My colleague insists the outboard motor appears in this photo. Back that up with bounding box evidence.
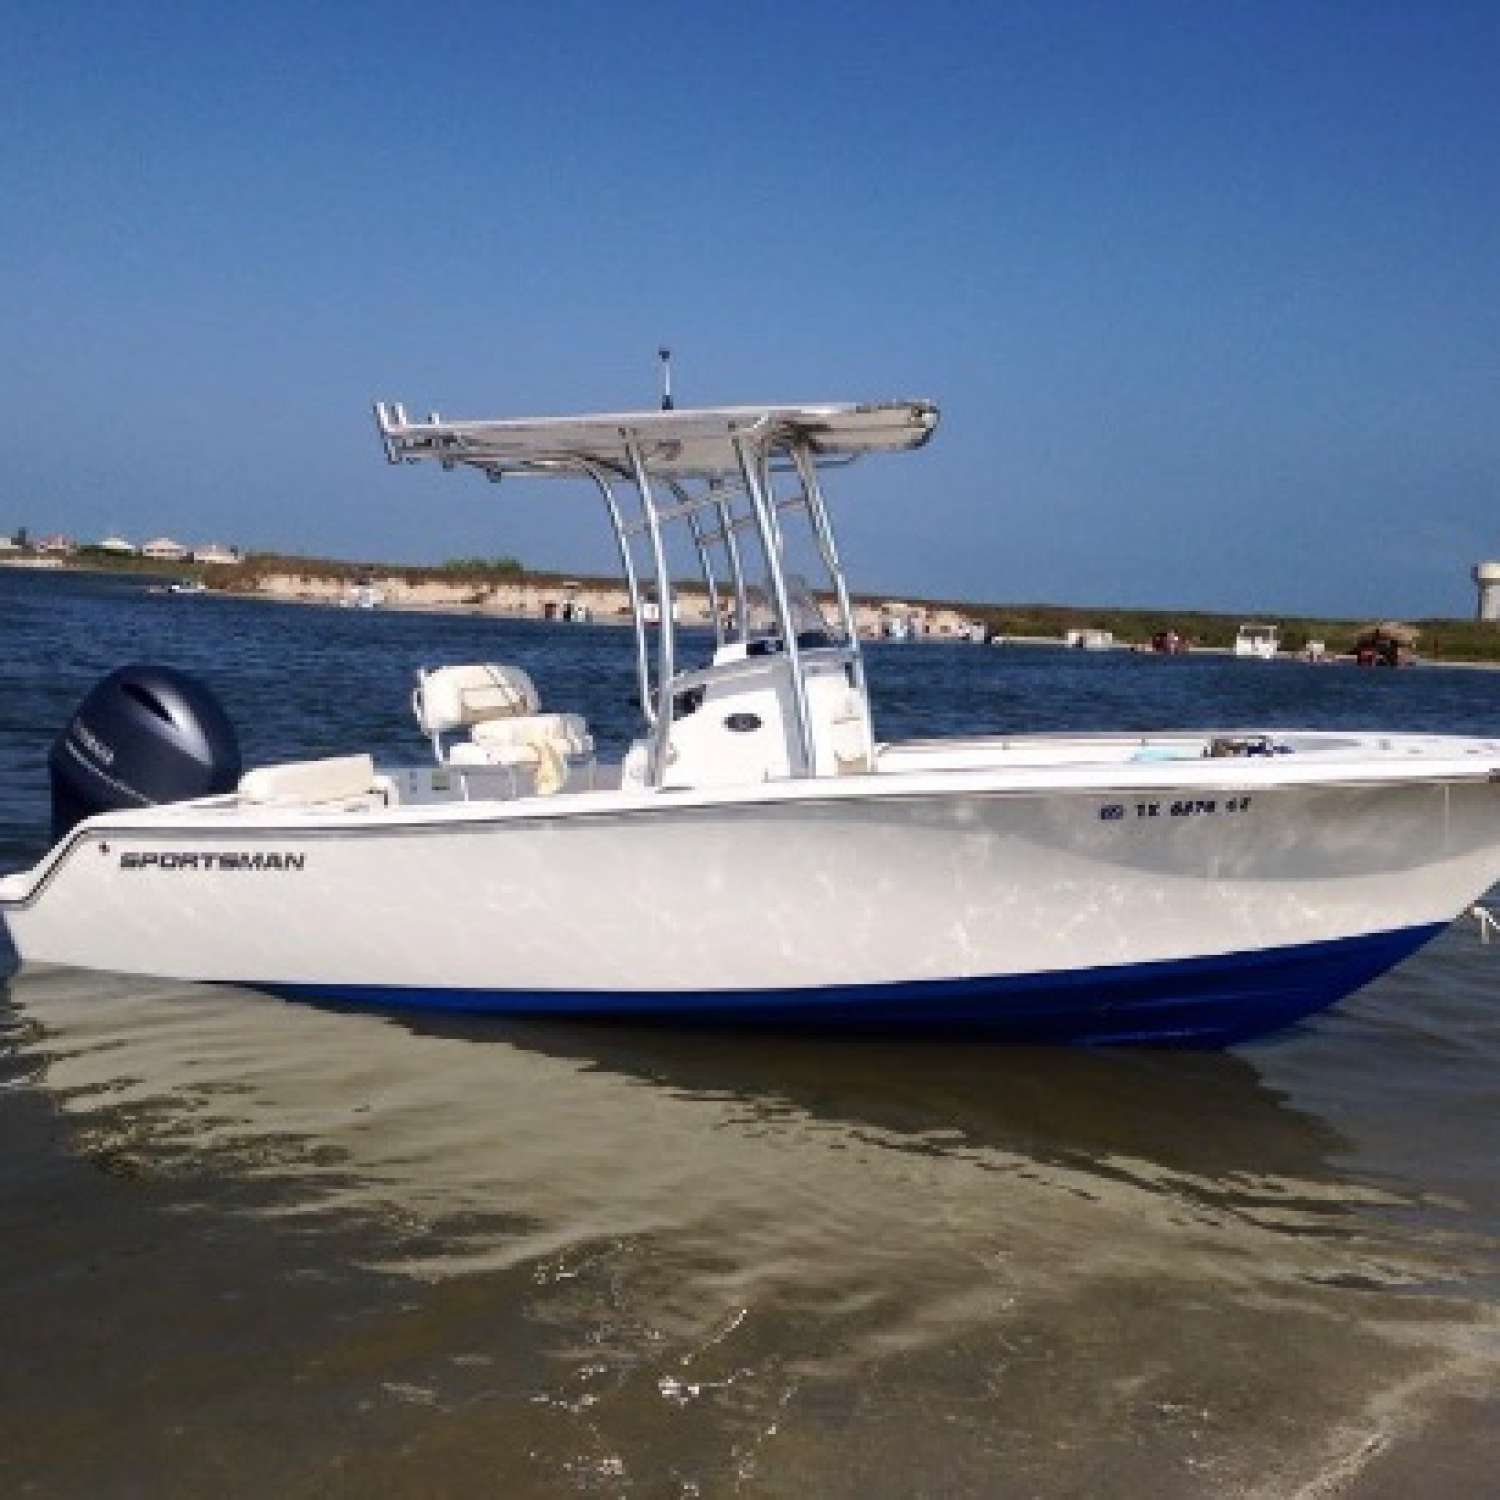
[48,665,242,843]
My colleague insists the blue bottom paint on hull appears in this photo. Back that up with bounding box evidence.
[256,922,1447,1047]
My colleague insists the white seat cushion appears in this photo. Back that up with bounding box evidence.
[239,754,376,804]
[462,714,594,795]
[469,713,593,759]
[414,664,540,735]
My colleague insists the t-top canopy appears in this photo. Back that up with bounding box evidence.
[373,400,939,480]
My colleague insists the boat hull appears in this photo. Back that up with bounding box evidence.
[4,770,1497,1045]
[265,922,1446,1046]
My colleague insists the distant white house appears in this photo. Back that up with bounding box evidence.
[0,534,17,553]
[97,535,138,555]
[141,536,189,562]
[191,542,240,566]
[35,534,77,556]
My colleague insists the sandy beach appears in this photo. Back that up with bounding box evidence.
[232,570,985,639]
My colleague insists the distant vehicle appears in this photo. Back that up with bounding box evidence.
[1302,639,1328,663]
[1234,623,1279,660]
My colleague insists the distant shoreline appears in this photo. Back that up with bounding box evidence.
[8,550,1500,664]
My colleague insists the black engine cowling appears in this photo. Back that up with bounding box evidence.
[48,665,242,842]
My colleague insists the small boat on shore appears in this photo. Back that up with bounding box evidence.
[5,396,1500,1045]
[1234,622,1279,660]
[342,577,385,609]
[1065,627,1114,651]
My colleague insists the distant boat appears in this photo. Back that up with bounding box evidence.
[641,598,681,625]
[343,578,385,609]
[559,583,591,622]
[1064,627,1113,651]
[166,580,207,596]
[1234,623,1279,660]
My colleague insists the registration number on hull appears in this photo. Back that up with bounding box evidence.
[1099,797,1253,822]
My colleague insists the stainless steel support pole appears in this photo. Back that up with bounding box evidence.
[792,442,874,760]
[624,435,675,786]
[673,481,723,651]
[714,483,749,643]
[734,434,815,777]
[583,463,654,727]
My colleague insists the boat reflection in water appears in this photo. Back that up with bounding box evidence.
[6,961,1499,1494]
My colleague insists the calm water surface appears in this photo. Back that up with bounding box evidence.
[2,569,1499,1497]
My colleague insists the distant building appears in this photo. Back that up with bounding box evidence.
[0,534,17,553]
[141,536,189,561]
[1474,562,1500,622]
[35,534,77,556]
[191,542,240,566]
[97,535,138,555]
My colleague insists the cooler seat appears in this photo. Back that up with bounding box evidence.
[413,664,592,795]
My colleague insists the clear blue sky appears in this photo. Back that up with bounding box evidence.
[3,0,1497,618]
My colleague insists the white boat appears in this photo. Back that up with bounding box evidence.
[166,579,207,596]
[641,598,680,625]
[1234,622,1279,659]
[4,397,1500,1046]
[1065,627,1114,651]
[342,579,385,609]
[879,605,915,641]
[558,582,591,623]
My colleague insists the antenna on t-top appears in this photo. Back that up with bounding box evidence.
[658,346,674,411]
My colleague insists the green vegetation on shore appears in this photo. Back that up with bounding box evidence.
[219,551,535,588]
[937,600,1500,663]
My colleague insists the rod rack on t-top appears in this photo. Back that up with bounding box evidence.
[372,400,939,787]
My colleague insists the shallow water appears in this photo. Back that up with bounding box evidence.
[2,569,1499,1496]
